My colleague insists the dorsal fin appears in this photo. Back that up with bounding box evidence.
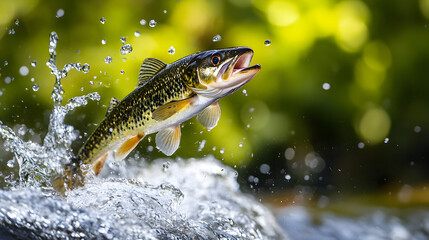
[138,58,167,86]
[106,97,120,116]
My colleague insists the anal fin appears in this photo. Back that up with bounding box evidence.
[155,125,181,156]
[93,152,109,176]
[197,101,221,131]
[115,133,144,161]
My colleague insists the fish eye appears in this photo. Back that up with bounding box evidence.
[211,55,221,66]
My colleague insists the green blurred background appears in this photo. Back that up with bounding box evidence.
[1,0,428,204]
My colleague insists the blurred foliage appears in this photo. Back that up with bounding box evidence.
[0,0,429,200]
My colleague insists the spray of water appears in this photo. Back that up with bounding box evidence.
[0,32,100,189]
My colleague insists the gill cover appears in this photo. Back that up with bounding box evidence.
[183,47,261,98]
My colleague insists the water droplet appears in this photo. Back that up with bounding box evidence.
[101,39,106,45]
[168,46,175,55]
[304,175,310,181]
[7,159,15,168]
[242,89,247,96]
[212,146,217,151]
[100,17,106,24]
[8,28,15,35]
[30,61,37,67]
[149,19,157,27]
[56,9,64,18]
[147,145,153,152]
[140,19,146,25]
[148,136,152,142]
[18,125,27,136]
[322,83,331,90]
[0,90,3,96]
[249,107,255,113]
[82,63,90,73]
[285,174,291,180]
[264,39,271,46]
[384,137,389,143]
[163,10,167,14]
[4,76,11,84]
[134,31,140,37]
[212,34,222,42]
[239,142,243,147]
[198,140,206,152]
[30,77,35,82]
[120,70,125,74]
[104,56,112,64]
[284,148,295,160]
[32,84,39,92]
[414,126,422,133]
[109,127,113,132]
[19,66,29,76]
[162,161,170,172]
[14,19,19,26]
[120,44,133,55]
[4,61,8,66]
[89,80,94,85]
[358,142,365,149]
[120,36,126,44]
[246,124,251,129]
[260,164,270,174]
[220,148,225,154]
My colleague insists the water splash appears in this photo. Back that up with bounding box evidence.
[0,32,99,189]
[0,157,287,239]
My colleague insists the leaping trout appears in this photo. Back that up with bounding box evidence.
[52,47,261,193]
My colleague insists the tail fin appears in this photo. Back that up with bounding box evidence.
[51,175,67,195]
[51,158,85,195]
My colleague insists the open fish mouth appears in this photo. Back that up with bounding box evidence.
[218,48,261,89]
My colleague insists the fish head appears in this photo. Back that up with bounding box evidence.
[185,47,261,98]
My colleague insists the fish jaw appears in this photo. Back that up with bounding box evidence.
[193,48,261,98]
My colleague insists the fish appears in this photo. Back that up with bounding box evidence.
[52,47,261,193]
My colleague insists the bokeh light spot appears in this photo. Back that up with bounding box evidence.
[336,18,368,52]
[363,41,392,72]
[354,59,385,92]
[267,1,300,27]
[419,0,429,19]
[335,0,370,52]
[358,107,391,144]
[285,148,295,160]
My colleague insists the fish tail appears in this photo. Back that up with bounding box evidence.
[51,157,85,194]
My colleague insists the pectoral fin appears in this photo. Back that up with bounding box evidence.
[152,97,194,121]
[155,125,181,156]
[197,101,221,131]
[93,152,109,176]
[115,133,144,161]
